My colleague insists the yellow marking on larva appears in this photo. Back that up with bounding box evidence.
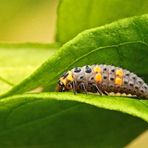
[93,66,101,73]
[95,73,102,82]
[116,69,123,77]
[66,71,74,81]
[115,77,122,85]
[60,78,67,85]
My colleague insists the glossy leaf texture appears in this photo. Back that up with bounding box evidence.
[56,0,148,43]
[0,92,147,147]
[1,14,148,99]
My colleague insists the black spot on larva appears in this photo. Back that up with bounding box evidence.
[91,77,94,80]
[103,76,107,79]
[126,73,129,76]
[109,84,114,88]
[111,69,115,72]
[124,80,128,84]
[103,68,107,71]
[110,77,114,81]
[143,85,147,89]
[138,81,142,84]
[140,90,144,93]
[85,66,92,73]
[129,83,134,86]
[80,76,84,79]
[135,86,138,89]
[74,67,81,73]
[132,77,136,80]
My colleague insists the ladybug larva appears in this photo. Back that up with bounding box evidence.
[56,64,148,99]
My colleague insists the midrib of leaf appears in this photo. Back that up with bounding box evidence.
[0,92,148,122]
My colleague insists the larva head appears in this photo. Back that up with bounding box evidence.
[56,71,74,92]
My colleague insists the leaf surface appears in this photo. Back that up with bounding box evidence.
[56,0,148,43]
[0,92,147,147]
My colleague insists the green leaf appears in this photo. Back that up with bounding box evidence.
[56,0,148,43]
[0,92,147,147]
[0,43,57,94]
[1,14,148,98]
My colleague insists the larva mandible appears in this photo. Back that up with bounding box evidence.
[56,64,148,99]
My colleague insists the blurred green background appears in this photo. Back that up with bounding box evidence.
[0,0,58,43]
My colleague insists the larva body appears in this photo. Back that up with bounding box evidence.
[57,64,148,99]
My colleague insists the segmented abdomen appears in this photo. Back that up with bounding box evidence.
[71,64,148,99]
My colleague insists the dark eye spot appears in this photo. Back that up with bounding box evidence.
[80,76,84,79]
[74,67,81,73]
[144,86,147,89]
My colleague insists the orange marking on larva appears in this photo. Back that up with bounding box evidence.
[115,69,123,77]
[95,73,102,82]
[93,66,101,73]
[115,77,122,85]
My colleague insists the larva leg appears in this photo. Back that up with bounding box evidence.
[72,81,77,94]
[92,84,103,95]
[79,83,87,94]
[102,90,108,95]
